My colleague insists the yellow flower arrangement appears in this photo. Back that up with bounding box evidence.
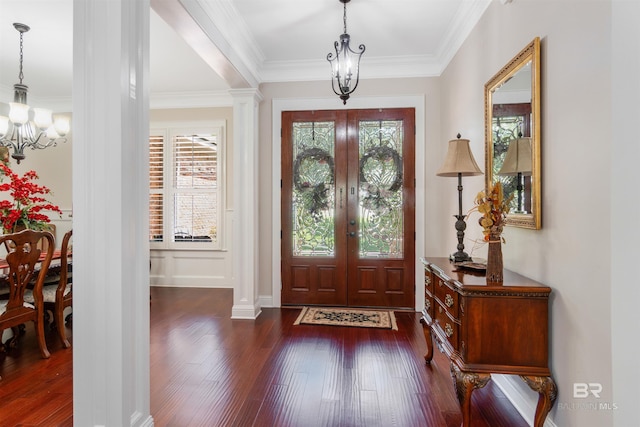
[471,181,514,242]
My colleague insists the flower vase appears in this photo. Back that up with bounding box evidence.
[486,233,504,285]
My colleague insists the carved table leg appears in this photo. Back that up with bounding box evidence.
[419,316,434,363]
[520,375,557,427]
[450,363,491,426]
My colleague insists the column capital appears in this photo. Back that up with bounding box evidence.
[229,88,264,103]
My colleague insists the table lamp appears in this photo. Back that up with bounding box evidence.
[436,134,483,262]
[498,136,532,213]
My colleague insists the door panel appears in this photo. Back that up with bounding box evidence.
[281,108,414,309]
[346,109,415,308]
[281,110,347,306]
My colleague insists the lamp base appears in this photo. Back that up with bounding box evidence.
[450,251,472,263]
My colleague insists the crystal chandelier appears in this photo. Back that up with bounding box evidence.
[0,23,69,164]
[326,0,365,104]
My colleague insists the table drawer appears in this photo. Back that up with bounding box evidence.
[425,268,434,294]
[424,293,434,320]
[434,274,459,318]
[435,301,459,352]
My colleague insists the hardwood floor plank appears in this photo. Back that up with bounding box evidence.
[0,287,530,426]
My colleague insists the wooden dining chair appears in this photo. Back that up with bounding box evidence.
[0,229,54,359]
[24,229,73,348]
[45,229,72,348]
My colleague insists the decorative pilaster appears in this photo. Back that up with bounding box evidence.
[72,0,152,425]
[230,88,263,319]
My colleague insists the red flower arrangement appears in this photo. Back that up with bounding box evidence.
[0,163,63,233]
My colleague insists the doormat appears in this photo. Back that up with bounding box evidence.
[293,306,398,330]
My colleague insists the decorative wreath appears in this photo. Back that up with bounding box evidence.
[358,146,403,215]
[358,146,403,192]
[293,148,335,217]
[293,147,334,190]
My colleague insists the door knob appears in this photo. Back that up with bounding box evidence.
[350,219,356,225]
[348,231,356,237]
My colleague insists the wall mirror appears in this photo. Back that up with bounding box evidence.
[485,37,541,229]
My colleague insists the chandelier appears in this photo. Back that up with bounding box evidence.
[0,23,69,164]
[326,0,365,104]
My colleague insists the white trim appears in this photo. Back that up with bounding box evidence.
[271,95,426,310]
[149,120,226,251]
[150,90,233,109]
[259,56,443,83]
[230,89,263,320]
[493,375,558,427]
[72,0,152,425]
[258,295,275,308]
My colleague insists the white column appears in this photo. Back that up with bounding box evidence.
[73,1,152,426]
[230,88,263,319]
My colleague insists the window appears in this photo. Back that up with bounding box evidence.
[149,123,225,249]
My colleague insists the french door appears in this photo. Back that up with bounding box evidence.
[281,108,415,309]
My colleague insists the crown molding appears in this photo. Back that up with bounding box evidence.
[436,0,492,73]
[259,54,442,83]
[1,83,233,112]
[195,0,265,68]
[0,84,73,113]
[150,90,233,109]
[177,0,263,88]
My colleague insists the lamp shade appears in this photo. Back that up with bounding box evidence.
[498,137,532,176]
[9,102,29,125]
[436,137,483,177]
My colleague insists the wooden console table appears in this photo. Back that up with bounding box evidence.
[420,257,556,427]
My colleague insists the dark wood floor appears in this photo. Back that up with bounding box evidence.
[0,287,528,427]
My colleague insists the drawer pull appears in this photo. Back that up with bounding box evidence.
[438,280,444,287]
[438,306,443,314]
[425,276,431,286]
[445,323,454,338]
[445,294,454,308]
[425,299,431,310]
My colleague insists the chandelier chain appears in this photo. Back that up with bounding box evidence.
[343,1,348,34]
[18,31,24,84]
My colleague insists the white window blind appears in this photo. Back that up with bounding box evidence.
[149,133,164,242]
[149,124,224,249]
[172,134,218,243]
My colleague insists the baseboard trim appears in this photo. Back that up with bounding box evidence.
[231,304,262,320]
[492,374,558,427]
[258,295,274,308]
[131,413,154,427]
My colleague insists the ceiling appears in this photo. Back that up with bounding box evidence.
[0,0,491,108]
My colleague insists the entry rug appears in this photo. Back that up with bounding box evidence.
[294,306,398,330]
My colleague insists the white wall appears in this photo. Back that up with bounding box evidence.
[611,1,640,426]
[149,107,235,288]
[439,0,623,426]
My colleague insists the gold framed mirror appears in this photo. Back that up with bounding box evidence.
[485,37,541,229]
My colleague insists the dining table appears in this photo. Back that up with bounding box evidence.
[0,249,71,293]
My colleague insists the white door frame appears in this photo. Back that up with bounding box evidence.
[271,95,426,310]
